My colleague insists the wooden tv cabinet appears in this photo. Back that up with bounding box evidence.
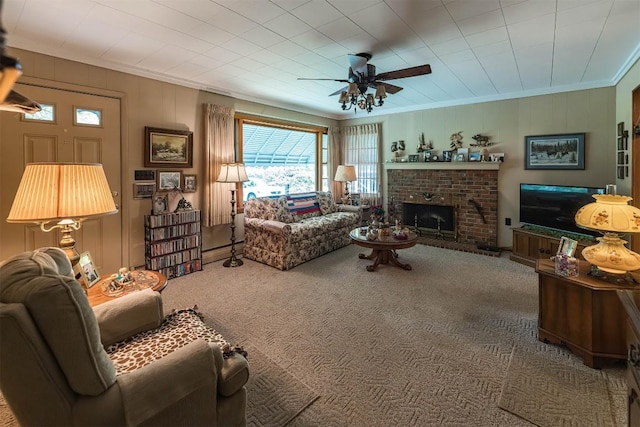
[536,259,636,368]
[511,227,591,267]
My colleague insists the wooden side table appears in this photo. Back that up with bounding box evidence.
[87,270,167,307]
[536,259,636,368]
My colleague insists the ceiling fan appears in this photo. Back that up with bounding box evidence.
[298,53,432,112]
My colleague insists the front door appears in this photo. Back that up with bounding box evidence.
[0,83,122,273]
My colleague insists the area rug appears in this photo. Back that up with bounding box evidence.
[245,345,319,427]
[498,345,620,427]
[0,346,318,427]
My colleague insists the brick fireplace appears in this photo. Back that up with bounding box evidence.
[387,167,498,248]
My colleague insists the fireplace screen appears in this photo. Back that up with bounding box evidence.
[402,203,456,239]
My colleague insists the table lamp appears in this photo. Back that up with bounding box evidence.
[216,163,249,267]
[334,165,357,203]
[574,193,640,275]
[6,163,118,266]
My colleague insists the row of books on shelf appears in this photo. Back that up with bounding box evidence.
[148,235,200,258]
[146,222,201,241]
[145,210,200,228]
[146,248,201,270]
[155,259,202,279]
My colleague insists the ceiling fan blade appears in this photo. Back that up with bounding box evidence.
[373,82,404,94]
[329,86,348,96]
[297,78,349,82]
[374,64,432,81]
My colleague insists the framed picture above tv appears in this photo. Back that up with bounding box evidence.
[524,133,585,170]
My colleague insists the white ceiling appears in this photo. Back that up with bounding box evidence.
[4,0,640,120]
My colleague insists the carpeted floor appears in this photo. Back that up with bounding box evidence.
[160,244,626,426]
[0,244,626,426]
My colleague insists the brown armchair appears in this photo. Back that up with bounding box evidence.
[0,247,248,426]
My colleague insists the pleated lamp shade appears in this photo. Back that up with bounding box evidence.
[7,163,117,223]
[216,163,249,183]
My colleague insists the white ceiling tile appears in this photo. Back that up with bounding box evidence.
[270,0,313,11]
[313,42,352,60]
[248,49,286,66]
[268,40,307,59]
[465,27,509,48]
[292,50,330,66]
[202,46,242,64]
[507,14,555,50]
[240,26,286,48]
[556,1,611,27]
[514,43,553,90]
[557,0,609,12]
[213,0,286,23]
[447,60,497,96]
[101,33,166,65]
[396,47,438,66]
[317,17,366,41]
[223,38,264,56]
[2,0,27,34]
[291,30,334,50]
[445,0,501,21]
[457,10,506,37]
[472,40,512,57]
[290,0,345,27]
[166,61,212,80]
[263,13,312,39]
[347,2,412,42]
[478,52,522,93]
[502,0,556,25]
[231,56,269,73]
[327,0,383,16]
[418,23,464,46]
[63,19,129,58]
[187,23,236,47]
[439,49,476,65]
[430,37,470,56]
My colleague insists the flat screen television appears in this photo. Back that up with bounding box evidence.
[519,183,605,237]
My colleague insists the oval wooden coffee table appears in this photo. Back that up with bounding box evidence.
[349,228,418,272]
[87,270,167,307]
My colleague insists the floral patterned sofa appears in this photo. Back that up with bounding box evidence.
[243,191,361,270]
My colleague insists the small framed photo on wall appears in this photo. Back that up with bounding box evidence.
[157,170,182,191]
[183,174,197,192]
[133,182,155,199]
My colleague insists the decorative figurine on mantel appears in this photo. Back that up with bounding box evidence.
[417,133,433,152]
[470,133,493,147]
[450,131,463,150]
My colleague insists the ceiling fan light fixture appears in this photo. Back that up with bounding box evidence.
[338,91,348,103]
[375,85,386,99]
[347,83,358,96]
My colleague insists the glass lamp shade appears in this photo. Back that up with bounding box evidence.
[575,194,640,233]
[575,194,640,274]
[581,233,640,274]
[216,163,249,183]
[375,85,387,99]
[7,162,117,223]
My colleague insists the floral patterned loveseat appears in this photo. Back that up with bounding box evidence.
[243,191,361,270]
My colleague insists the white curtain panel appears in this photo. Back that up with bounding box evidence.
[203,104,235,227]
[341,123,382,206]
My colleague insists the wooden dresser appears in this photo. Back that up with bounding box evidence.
[536,259,636,368]
[618,290,640,426]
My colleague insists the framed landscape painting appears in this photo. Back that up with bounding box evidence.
[144,127,193,168]
[525,133,585,170]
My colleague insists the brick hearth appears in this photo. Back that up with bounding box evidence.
[387,168,498,248]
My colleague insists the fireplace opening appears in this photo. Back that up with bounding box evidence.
[402,203,456,240]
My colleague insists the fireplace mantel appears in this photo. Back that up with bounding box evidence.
[384,162,500,171]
